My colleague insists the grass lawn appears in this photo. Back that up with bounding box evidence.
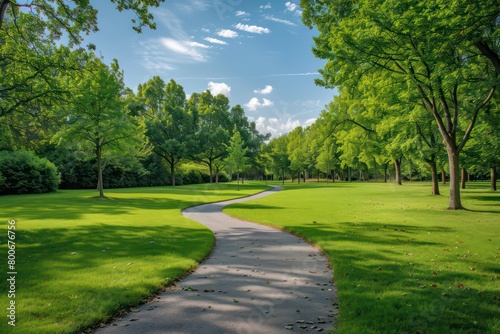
[0,183,269,334]
[224,181,500,333]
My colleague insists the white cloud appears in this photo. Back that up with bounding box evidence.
[235,23,270,34]
[159,38,209,62]
[264,15,297,26]
[260,3,271,9]
[285,2,297,11]
[208,82,231,97]
[254,117,303,137]
[201,28,210,33]
[254,85,273,95]
[204,37,228,45]
[217,29,239,38]
[235,10,249,17]
[245,97,274,111]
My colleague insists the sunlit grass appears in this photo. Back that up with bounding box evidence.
[0,183,269,334]
[224,181,500,333]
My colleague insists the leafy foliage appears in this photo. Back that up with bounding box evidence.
[0,150,60,194]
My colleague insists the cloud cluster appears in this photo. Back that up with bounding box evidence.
[285,2,302,15]
[254,85,273,95]
[204,37,227,45]
[285,2,297,11]
[235,23,271,34]
[264,15,297,26]
[254,117,300,137]
[217,29,238,38]
[208,82,231,97]
[245,98,274,111]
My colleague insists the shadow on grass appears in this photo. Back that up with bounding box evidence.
[0,223,213,333]
[278,223,499,333]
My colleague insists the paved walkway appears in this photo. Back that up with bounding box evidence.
[95,186,336,334]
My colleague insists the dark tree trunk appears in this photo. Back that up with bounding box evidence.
[394,159,402,185]
[384,163,388,183]
[209,162,213,183]
[461,168,467,189]
[97,145,104,198]
[427,160,440,195]
[491,167,497,191]
[442,168,447,184]
[170,162,176,187]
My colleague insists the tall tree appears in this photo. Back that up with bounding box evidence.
[194,91,231,183]
[54,57,149,198]
[138,76,166,118]
[301,0,498,209]
[146,79,192,186]
[225,127,249,190]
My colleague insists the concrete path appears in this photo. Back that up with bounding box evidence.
[95,186,336,334]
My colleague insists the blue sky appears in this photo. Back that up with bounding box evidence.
[85,0,335,137]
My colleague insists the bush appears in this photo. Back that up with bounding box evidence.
[0,150,61,195]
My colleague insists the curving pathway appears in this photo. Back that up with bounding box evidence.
[95,186,337,334]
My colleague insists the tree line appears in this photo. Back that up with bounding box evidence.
[295,0,499,209]
[0,7,269,197]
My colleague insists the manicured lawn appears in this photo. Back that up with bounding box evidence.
[224,181,500,333]
[0,183,269,334]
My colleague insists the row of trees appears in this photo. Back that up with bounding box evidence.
[0,8,269,197]
[298,0,499,209]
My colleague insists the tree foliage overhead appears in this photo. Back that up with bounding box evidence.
[1,0,165,44]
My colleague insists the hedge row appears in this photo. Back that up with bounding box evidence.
[0,150,61,195]
[0,149,229,195]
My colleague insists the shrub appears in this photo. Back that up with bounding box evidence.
[0,150,61,195]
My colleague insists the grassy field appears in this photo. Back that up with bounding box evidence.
[0,183,269,334]
[224,181,500,333]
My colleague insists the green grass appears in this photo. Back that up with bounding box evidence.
[224,181,500,333]
[0,183,269,334]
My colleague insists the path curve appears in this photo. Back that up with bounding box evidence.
[95,186,336,334]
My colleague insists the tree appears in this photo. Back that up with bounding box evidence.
[54,57,149,198]
[194,91,231,183]
[301,0,498,209]
[225,128,249,190]
[1,1,164,43]
[146,79,193,186]
[267,135,291,185]
[138,76,166,118]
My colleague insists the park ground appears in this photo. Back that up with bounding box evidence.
[0,181,499,333]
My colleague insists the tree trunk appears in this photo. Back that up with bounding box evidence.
[394,159,402,185]
[491,167,497,191]
[348,167,352,182]
[332,169,335,183]
[298,172,301,184]
[282,169,285,185]
[304,171,306,183]
[384,163,388,183]
[441,168,447,184]
[427,160,440,195]
[461,168,467,189]
[209,162,213,184]
[237,171,240,191]
[170,162,175,187]
[97,145,104,198]
[447,147,463,209]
